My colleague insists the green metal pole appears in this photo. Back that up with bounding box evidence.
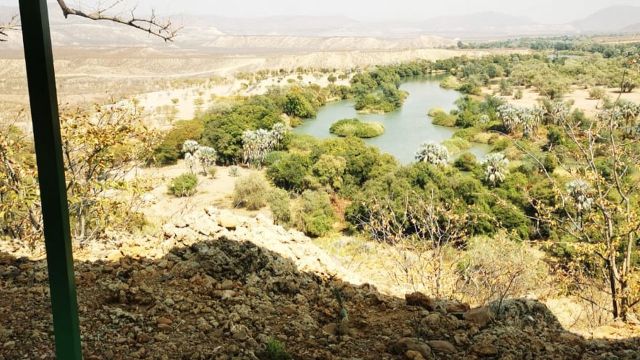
[18,0,83,358]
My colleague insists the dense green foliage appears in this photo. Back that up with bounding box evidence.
[454,152,478,172]
[153,51,639,260]
[312,154,347,191]
[153,119,204,165]
[266,152,313,193]
[469,36,640,58]
[434,52,639,99]
[282,90,318,118]
[153,86,323,165]
[2,106,156,246]
[429,108,456,127]
[329,118,385,138]
[267,188,292,225]
[293,190,335,237]
[1,126,39,243]
[169,173,198,197]
[262,131,534,241]
[343,159,535,240]
[350,61,435,113]
[233,174,270,210]
[201,96,283,164]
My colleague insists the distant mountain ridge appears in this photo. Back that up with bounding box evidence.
[188,15,362,37]
[1,5,640,49]
[571,5,640,33]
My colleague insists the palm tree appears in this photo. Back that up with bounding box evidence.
[415,142,449,166]
[482,153,509,186]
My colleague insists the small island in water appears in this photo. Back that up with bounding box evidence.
[329,118,385,138]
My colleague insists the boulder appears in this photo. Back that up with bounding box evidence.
[463,307,494,328]
[470,342,498,356]
[405,350,426,360]
[405,292,436,311]
[217,214,239,230]
[191,217,221,236]
[427,340,456,354]
[390,337,432,359]
[444,301,471,314]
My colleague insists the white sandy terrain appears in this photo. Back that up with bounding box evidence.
[133,161,268,225]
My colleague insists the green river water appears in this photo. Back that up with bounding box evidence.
[293,77,490,164]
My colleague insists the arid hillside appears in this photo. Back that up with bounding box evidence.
[1,236,638,359]
[0,46,524,125]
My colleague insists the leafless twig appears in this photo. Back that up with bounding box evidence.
[0,15,19,42]
[55,0,178,41]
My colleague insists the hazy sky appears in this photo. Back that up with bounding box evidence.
[2,0,639,23]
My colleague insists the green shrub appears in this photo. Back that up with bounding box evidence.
[490,137,511,152]
[288,134,319,152]
[443,137,472,154]
[282,89,320,118]
[429,108,457,127]
[457,233,548,307]
[153,119,204,165]
[440,76,461,89]
[454,108,482,128]
[201,96,283,164]
[233,175,269,210]
[499,79,513,96]
[588,87,606,100]
[294,190,335,237]
[207,166,217,178]
[229,166,240,177]
[329,118,384,138]
[491,201,530,240]
[169,173,198,197]
[454,176,484,205]
[453,127,481,141]
[538,79,569,100]
[543,153,559,173]
[268,188,292,225]
[514,89,523,100]
[472,132,499,144]
[458,82,482,96]
[454,152,478,171]
[312,154,347,191]
[352,69,406,113]
[263,151,287,167]
[267,153,312,192]
[315,137,393,188]
[259,339,292,360]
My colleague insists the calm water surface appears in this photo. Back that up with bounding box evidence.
[293,78,490,164]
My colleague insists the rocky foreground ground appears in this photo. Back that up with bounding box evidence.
[1,208,639,359]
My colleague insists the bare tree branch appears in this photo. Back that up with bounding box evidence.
[55,0,178,41]
[0,15,19,42]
